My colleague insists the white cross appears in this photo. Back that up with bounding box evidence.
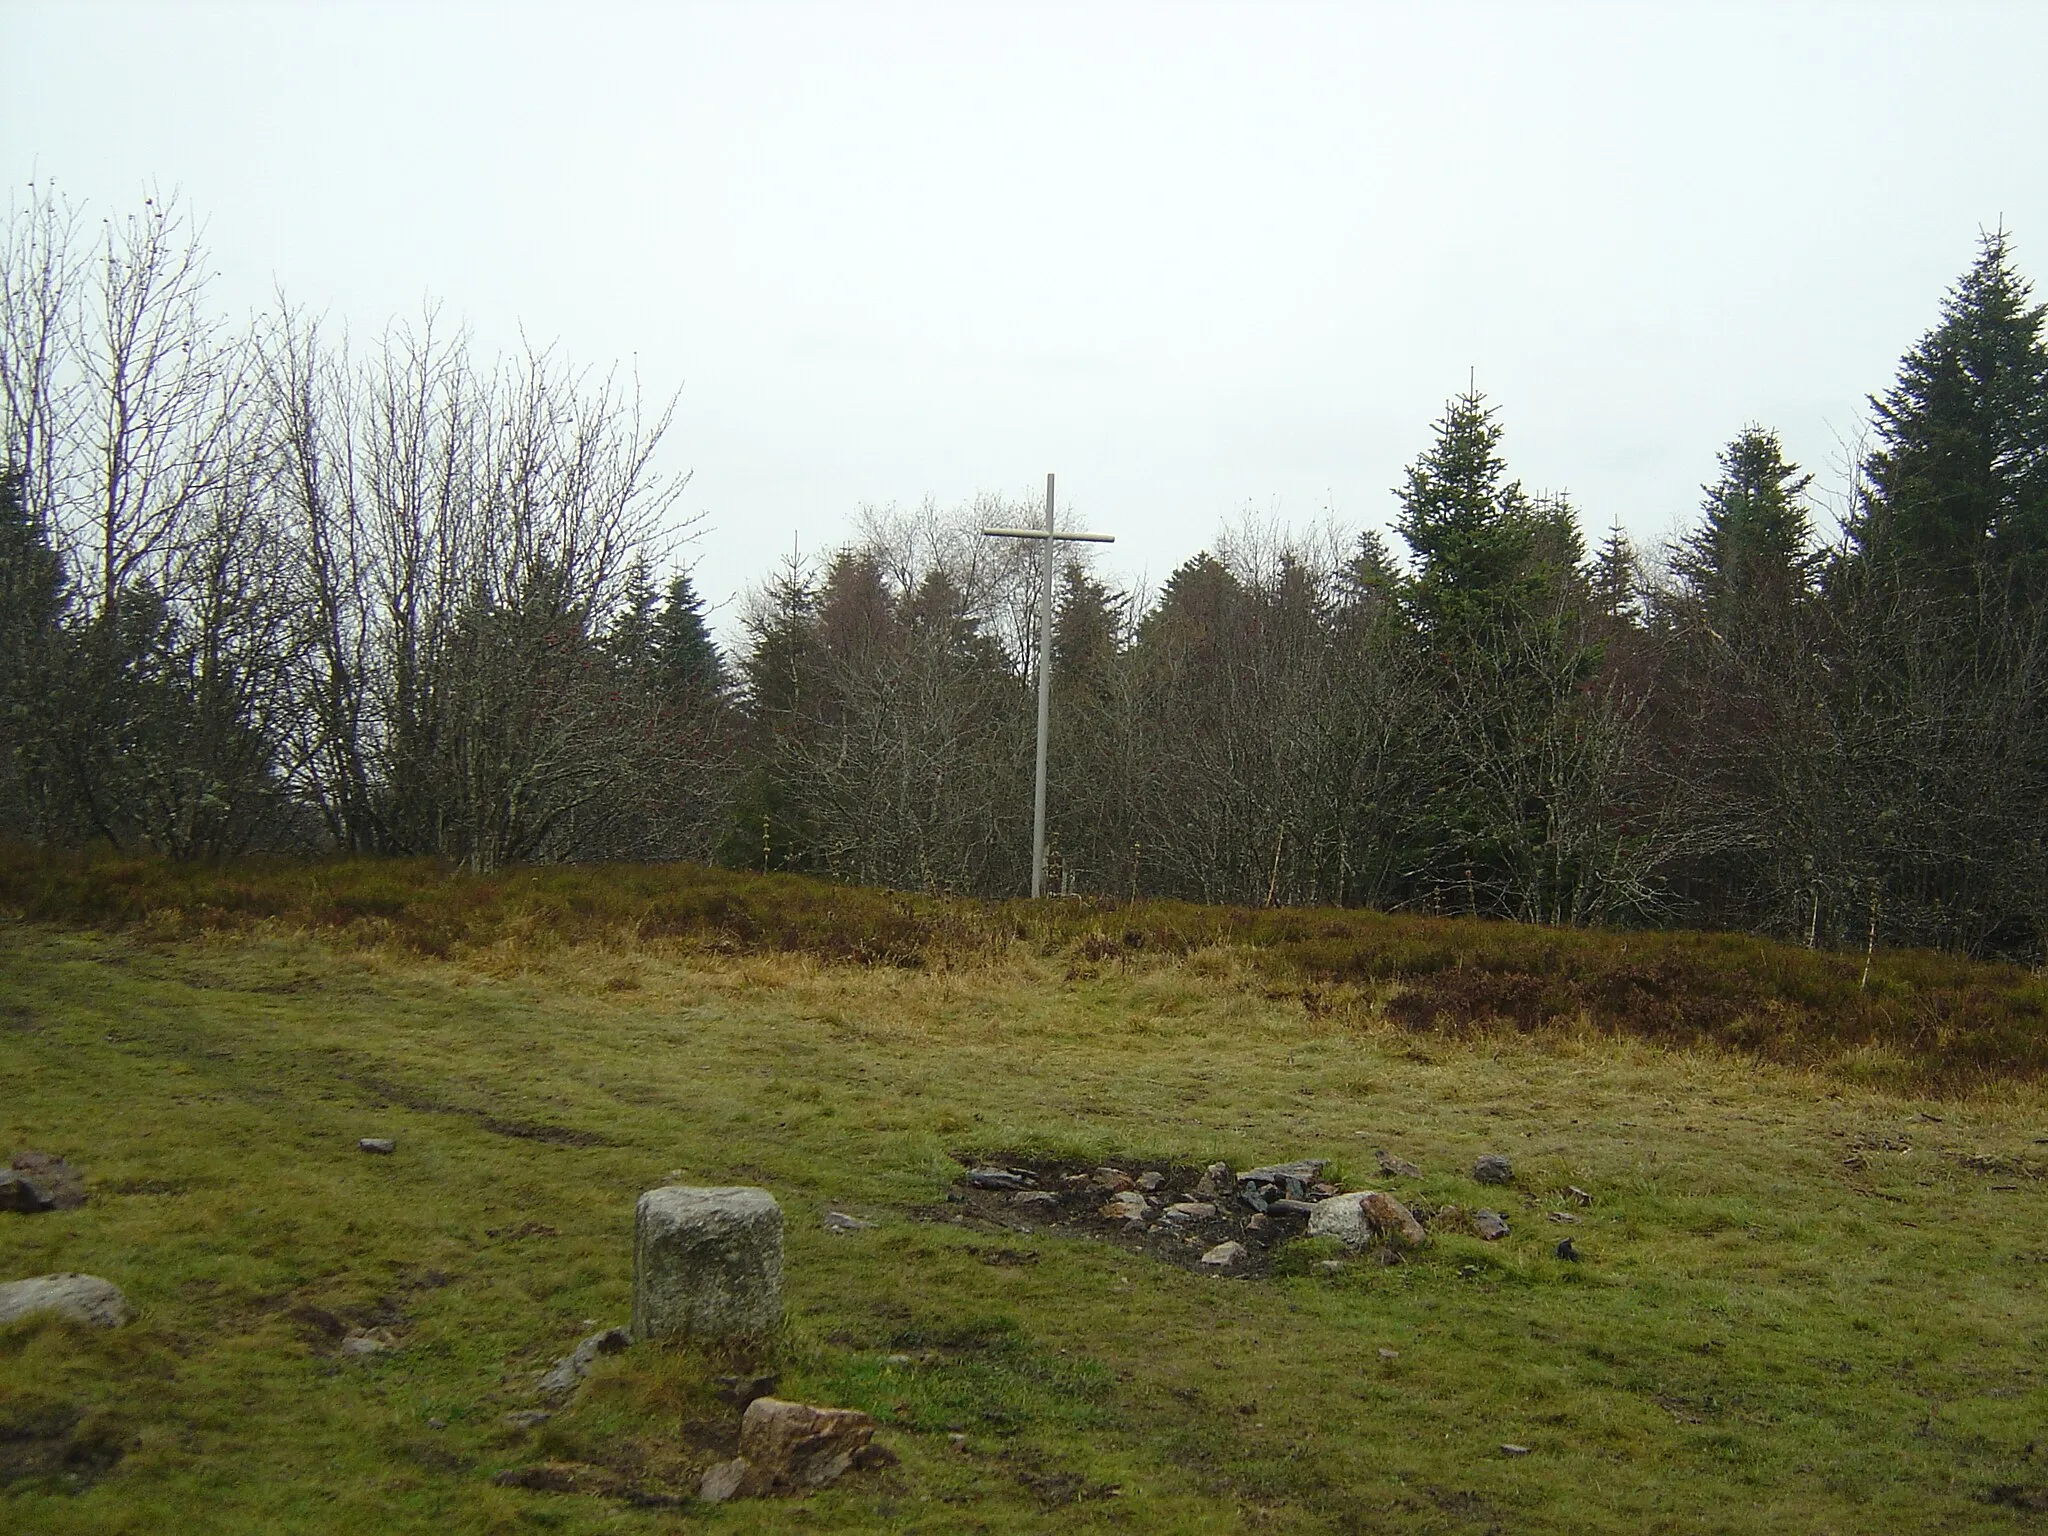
[983,473,1114,899]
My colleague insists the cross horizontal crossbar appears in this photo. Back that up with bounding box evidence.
[979,527,1116,542]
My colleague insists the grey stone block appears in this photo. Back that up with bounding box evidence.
[632,1186,782,1341]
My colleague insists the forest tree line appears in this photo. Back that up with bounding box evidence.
[4,187,2046,959]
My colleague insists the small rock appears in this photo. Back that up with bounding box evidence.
[1472,1155,1514,1185]
[1472,1209,1509,1241]
[1378,1347,1400,1360]
[536,1325,630,1398]
[0,1273,131,1328]
[1566,1185,1594,1206]
[1010,1191,1057,1207]
[852,1442,899,1470]
[823,1210,876,1231]
[1199,1240,1248,1268]
[1500,1443,1531,1457]
[0,1171,55,1214]
[948,1432,969,1450]
[1239,1160,1327,1185]
[1099,1190,1150,1221]
[966,1167,1030,1191]
[1093,1168,1135,1193]
[1136,1171,1166,1192]
[1554,1238,1580,1262]
[1375,1149,1421,1178]
[1193,1162,1233,1197]
[885,1354,911,1365]
[358,1138,396,1155]
[1316,1259,1346,1273]
[698,1457,749,1502]
[1239,1184,1269,1214]
[1245,1213,1272,1234]
[1546,1211,1580,1223]
[503,1409,552,1430]
[427,1416,447,1429]
[713,1374,781,1412]
[1268,1198,1317,1217]
[1309,1181,1339,1198]
[9,1152,86,1209]
[1163,1201,1217,1222]
[340,1329,397,1356]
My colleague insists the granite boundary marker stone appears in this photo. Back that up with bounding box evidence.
[632,1186,783,1341]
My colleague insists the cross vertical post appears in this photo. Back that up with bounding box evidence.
[982,477,1114,899]
[1032,473,1056,899]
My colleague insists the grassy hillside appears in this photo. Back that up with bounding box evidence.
[3,852,2047,1532]
[4,846,2045,1083]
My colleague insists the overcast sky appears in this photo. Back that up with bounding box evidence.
[6,2,2046,629]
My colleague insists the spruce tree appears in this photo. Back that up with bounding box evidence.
[653,570,726,703]
[1853,228,2048,595]
[1394,387,1540,646]
[609,558,660,672]
[1592,523,1641,626]
[1052,561,1120,682]
[1678,427,1819,608]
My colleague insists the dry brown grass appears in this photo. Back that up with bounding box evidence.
[3,843,2044,1085]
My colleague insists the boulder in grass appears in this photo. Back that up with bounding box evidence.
[0,1172,54,1214]
[1308,1191,1427,1251]
[1472,1155,1514,1186]
[698,1398,882,1501]
[1360,1192,1428,1247]
[5,1151,85,1212]
[0,1273,132,1328]
[740,1398,877,1490]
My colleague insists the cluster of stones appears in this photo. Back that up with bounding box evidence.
[964,1149,1556,1268]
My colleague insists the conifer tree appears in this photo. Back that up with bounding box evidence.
[1853,228,2048,595]
[1052,561,1121,682]
[1678,427,1819,608]
[653,569,725,702]
[1592,522,1641,626]
[1336,528,1402,620]
[608,558,660,672]
[1394,387,1541,645]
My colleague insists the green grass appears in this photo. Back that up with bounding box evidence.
[3,854,2048,1531]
